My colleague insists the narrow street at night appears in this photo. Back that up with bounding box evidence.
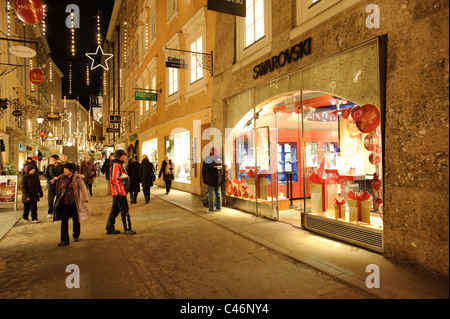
[0,177,375,300]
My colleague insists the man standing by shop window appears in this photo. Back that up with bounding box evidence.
[202,148,225,213]
[105,150,136,235]
[43,155,63,219]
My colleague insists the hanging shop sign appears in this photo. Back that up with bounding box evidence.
[46,112,61,121]
[253,37,312,79]
[135,91,157,101]
[14,0,44,25]
[12,110,22,117]
[165,53,188,69]
[207,0,246,17]
[29,68,44,85]
[9,46,36,58]
[110,115,121,124]
[107,127,120,133]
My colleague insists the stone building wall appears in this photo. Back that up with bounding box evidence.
[212,0,449,278]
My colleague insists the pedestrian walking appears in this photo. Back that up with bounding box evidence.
[80,156,96,196]
[127,156,140,204]
[102,153,114,195]
[21,165,44,223]
[95,161,101,177]
[105,150,136,235]
[202,148,225,213]
[139,155,155,203]
[158,156,174,194]
[53,163,89,247]
[43,155,63,219]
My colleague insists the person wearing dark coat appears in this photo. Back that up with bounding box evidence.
[158,156,174,194]
[80,156,97,196]
[127,156,141,204]
[101,153,114,195]
[22,157,38,176]
[43,155,64,219]
[21,164,43,223]
[139,155,155,203]
[201,148,225,213]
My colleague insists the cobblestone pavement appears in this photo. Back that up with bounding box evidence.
[0,177,375,300]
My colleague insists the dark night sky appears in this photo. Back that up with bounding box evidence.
[45,0,115,109]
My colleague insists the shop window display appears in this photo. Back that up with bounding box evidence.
[173,131,191,183]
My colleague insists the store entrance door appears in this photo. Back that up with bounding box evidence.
[255,110,278,220]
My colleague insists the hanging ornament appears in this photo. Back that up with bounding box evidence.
[351,105,364,121]
[29,68,44,85]
[14,0,44,25]
[356,104,380,133]
[59,109,72,123]
[364,133,381,152]
[369,152,381,166]
[85,45,113,71]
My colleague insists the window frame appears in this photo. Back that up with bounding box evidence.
[235,0,272,70]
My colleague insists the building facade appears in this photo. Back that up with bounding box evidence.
[103,0,216,195]
[212,0,448,278]
[0,0,64,173]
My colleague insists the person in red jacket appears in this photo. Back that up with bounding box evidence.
[105,150,136,235]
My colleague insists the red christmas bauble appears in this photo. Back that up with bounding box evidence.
[351,106,364,121]
[356,104,380,133]
[14,0,44,25]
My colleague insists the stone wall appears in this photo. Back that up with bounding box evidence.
[212,0,449,278]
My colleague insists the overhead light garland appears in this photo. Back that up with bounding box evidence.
[97,12,102,45]
[6,1,12,37]
[69,62,72,94]
[41,3,47,35]
[29,59,35,92]
[70,11,76,56]
[123,22,127,64]
[49,60,53,83]
[86,64,90,86]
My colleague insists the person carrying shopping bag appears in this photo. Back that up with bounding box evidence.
[53,163,89,247]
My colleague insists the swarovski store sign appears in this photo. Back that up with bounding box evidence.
[253,37,312,79]
[207,0,246,17]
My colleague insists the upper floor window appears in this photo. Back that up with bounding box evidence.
[167,0,177,21]
[245,0,265,47]
[293,0,361,37]
[190,36,203,83]
[168,67,178,96]
[235,0,272,66]
[150,11,157,42]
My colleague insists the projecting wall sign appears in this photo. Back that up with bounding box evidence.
[9,46,36,58]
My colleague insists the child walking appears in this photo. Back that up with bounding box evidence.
[21,164,44,223]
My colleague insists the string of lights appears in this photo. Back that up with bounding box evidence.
[6,0,12,37]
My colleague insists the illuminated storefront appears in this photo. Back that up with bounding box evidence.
[224,38,385,251]
[142,138,158,169]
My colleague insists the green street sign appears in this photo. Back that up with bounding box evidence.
[135,91,157,101]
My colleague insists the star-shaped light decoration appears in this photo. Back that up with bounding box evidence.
[85,45,114,71]
[73,131,83,139]
[59,110,72,123]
